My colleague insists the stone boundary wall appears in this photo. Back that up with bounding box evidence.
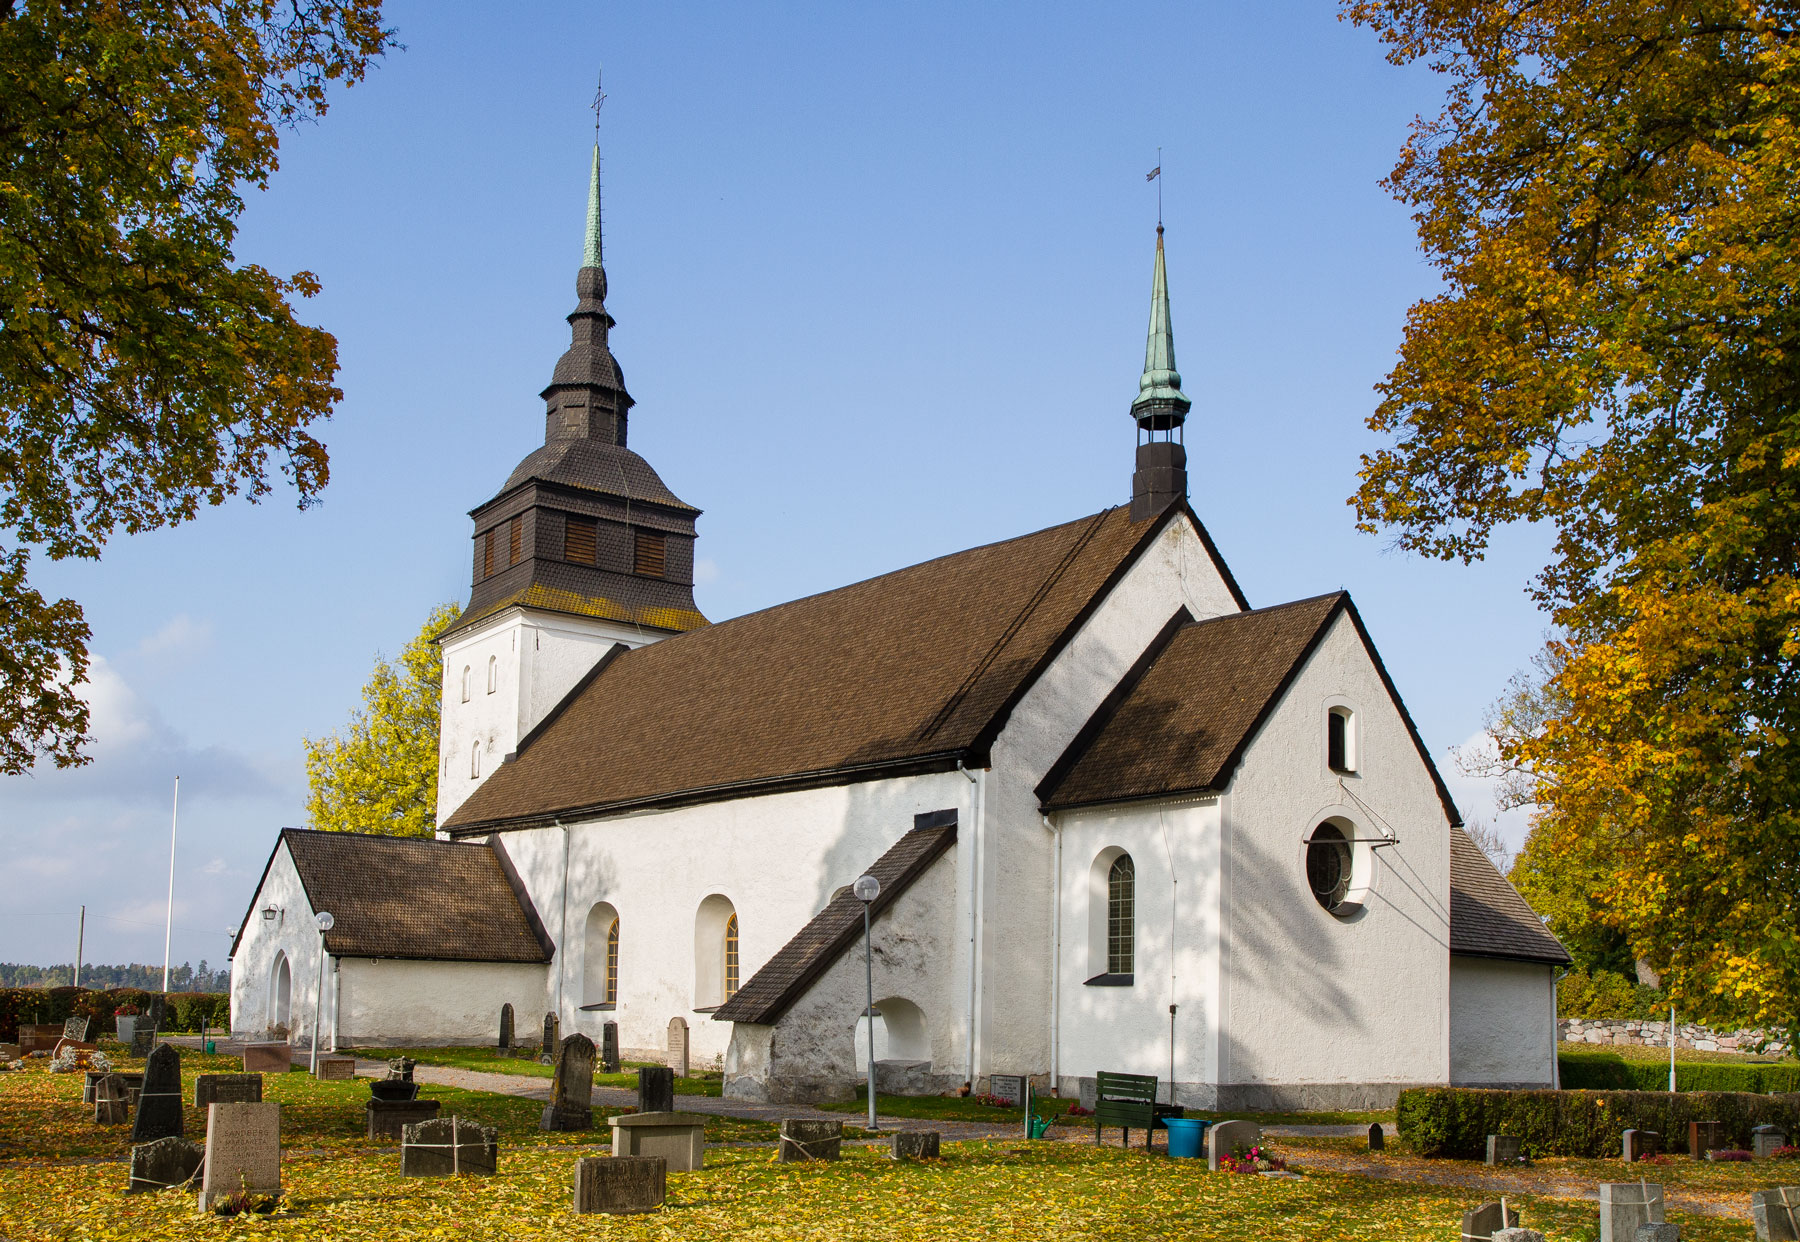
[1559,1017,1789,1056]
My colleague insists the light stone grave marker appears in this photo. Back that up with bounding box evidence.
[1077,1077,1097,1111]
[1753,1187,1800,1242]
[1207,1119,1261,1172]
[1756,1126,1789,1159]
[610,1111,707,1171]
[197,1102,281,1212]
[1460,1201,1519,1240]
[667,1016,689,1079]
[540,1033,596,1131]
[400,1115,498,1177]
[988,1074,1024,1106]
[779,1118,842,1163]
[194,1073,263,1109]
[1599,1182,1665,1242]
[131,1043,183,1143]
[573,1154,665,1214]
[62,1016,90,1042]
[315,1056,355,1081]
[127,1135,204,1194]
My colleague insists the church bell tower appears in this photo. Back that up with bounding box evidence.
[1129,225,1191,520]
[435,141,707,827]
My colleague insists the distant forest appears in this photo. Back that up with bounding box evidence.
[0,962,229,991]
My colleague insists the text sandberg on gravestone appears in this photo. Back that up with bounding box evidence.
[1598,1182,1665,1242]
[573,1154,666,1214]
[601,1020,621,1074]
[541,1033,596,1131]
[498,1003,513,1054]
[1207,1119,1262,1173]
[988,1074,1025,1107]
[131,1043,183,1143]
[668,1016,689,1080]
[198,1101,281,1212]
[194,1074,263,1110]
[1753,1186,1800,1242]
[401,1115,498,1177]
[779,1118,843,1163]
[638,1065,675,1115]
[127,1135,204,1194]
[1460,1201,1519,1240]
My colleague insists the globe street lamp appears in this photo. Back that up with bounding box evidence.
[310,911,334,1074]
[853,874,881,1131]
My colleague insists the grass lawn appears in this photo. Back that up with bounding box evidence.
[816,1086,1393,1131]
[1559,1040,1796,1066]
[358,1045,725,1096]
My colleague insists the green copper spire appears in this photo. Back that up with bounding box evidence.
[1130,225,1192,429]
[583,144,604,269]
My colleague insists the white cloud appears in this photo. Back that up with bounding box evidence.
[133,614,214,664]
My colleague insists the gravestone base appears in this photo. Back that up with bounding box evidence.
[779,1119,843,1163]
[401,1116,499,1176]
[540,1103,594,1132]
[1599,1182,1665,1242]
[573,1155,665,1214]
[367,1098,440,1140]
[890,1130,940,1160]
[315,1057,356,1081]
[127,1136,204,1193]
[1461,1201,1520,1239]
[610,1112,707,1172]
[1753,1187,1800,1242]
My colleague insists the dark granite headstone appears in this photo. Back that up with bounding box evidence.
[1368,1122,1385,1151]
[400,1115,498,1176]
[130,1043,182,1142]
[194,1074,263,1109]
[1624,1129,1662,1162]
[94,1073,129,1125]
[573,1154,665,1214]
[601,1021,621,1074]
[367,1098,440,1140]
[638,1065,675,1115]
[779,1118,843,1162]
[542,1012,559,1059]
[1756,1126,1789,1159]
[540,1033,596,1131]
[1752,1186,1800,1241]
[1690,1120,1725,1157]
[498,1003,513,1053]
[890,1130,940,1160]
[126,1135,203,1193]
[1485,1134,1521,1165]
[1461,1201,1520,1239]
[129,1024,158,1056]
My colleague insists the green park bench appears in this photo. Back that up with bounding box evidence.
[1093,1070,1185,1151]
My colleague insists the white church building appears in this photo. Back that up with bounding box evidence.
[230,143,1568,1108]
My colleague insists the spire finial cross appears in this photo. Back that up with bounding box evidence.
[592,67,606,140]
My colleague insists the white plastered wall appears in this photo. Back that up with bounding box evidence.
[1216,608,1454,1109]
[436,608,667,826]
[335,959,549,1047]
[1450,956,1557,1087]
[229,842,333,1043]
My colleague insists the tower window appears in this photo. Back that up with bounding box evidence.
[723,913,739,1000]
[1107,854,1135,975]
[487,655,497,694]
[483,529,496,578]
[1328,707,1356,774]
[634,530,667,577]
[508,515,523,565]
[606,917,620,1006]
[470,740,481,779]
[460,666,471,703]
[564,515,597,565]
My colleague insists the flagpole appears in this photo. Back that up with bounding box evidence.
[162,776,179,995]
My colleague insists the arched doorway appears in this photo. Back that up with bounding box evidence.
[269,952,291,1034]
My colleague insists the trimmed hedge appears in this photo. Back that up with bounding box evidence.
[1396,1087,1800,1158]
[0,987,228,1042]
[1559,1048,1800,1094]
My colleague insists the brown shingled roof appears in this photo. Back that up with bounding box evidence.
[1449,825,1571,965]
[713,816,958,1025]
[232,830,552,963]
[445,504,1245,834]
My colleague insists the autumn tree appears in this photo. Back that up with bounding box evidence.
[1347,0,1800,1033]
[0,0,393,774]
[305,602,458,838]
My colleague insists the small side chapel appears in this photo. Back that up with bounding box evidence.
[231,141,1568,1108]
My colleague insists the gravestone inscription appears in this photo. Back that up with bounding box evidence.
[668,1016,690,1080]
[498,1003,513,1053]
[126,1136,204,1194]
[1460,1201,1520,1240]
[540,1033,596,1131]
[638,1065,675,1115]
[315,1056,355,1081]
[400,1115,498,1177]
[988,1074,1025,1107]
[601,1021,621,1074]
[197,1102,281,1212]
[1753,1186,1800,1242]
[194,1074,263,1110]
[1599,1182,1665,1242]
[130,1043,182,1143]
[573,1154,665,1214]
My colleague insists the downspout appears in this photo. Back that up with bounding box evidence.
[1043,813,1061,1091]
[555,819,570,1021]
[959,761,984,1088]
[1552,966,1570,1089]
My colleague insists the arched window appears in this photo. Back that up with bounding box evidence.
[724,914,740,999]
[269,952,291,1034]
[1327,706,1356,773]
[460,665,471,703]
[693,895,738,1009]
[1107,854,1135,975]
[487,655,497,694]
[583,903,619,1007]
[607,917,620,1003]
[470,740,481,779]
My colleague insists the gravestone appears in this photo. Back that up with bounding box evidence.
[1461,1202,1520,1239]
[1624,1129,1662,1162]
[367,1098,440,1140]
[988,1074,1025,1106]
[497,1003,513,1053]
[1207,1119,1261,1172]
[891,1130,940,1160]
[1599,1183,1665,1242]
[1368,1122,1385,1152]
[126,1135,204,1194]
[610,1111,708,1171]
[18,1024,62,1054]
[400,1115,498,1177]
[385,1056,416,1083]
[1752,1186,1800,1241]
[197,1102,281,1212]
[315,1056,355,1081]
[94,1073,129,1125]
[1633,1226,1679,1242]
[1486,1134,1522,1165]
[194,1074,263,1109]
[240,1044,289,1074]
[667,1016,690,1079]
[130,1043,182,1143]
[129,1024,157,1056]
[573,1154,665,1214]
[62,1016,91,1043]
[1690,1120,1726,1157]
[1756,1126,1790,1159]
[601,1021,621,1074]
[1492,1231,1545,1242]
[144,994,166,1029]
[1077,1077,1097,1111]
[540,1033,596,1131]
[637,1065,675,1115]
[780,1118,843,1162]
[541,1012,559,1059]
[0,1042,19,1060]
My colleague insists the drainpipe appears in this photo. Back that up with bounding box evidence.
[959,761,984,1088]
[1552,967,1569,1090]
[555,819,570,1022]
[1043,813,1061,1091]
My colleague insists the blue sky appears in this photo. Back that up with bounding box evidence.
[0,1,1554,971]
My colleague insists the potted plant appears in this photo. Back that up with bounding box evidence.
[113,1005,140,1045]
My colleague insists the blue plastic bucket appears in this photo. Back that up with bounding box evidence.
[1163,1118,1206,1159]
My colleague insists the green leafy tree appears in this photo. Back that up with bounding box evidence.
[0,0,393,774]
[305,603,458,837]
[1345,0,1800,1032]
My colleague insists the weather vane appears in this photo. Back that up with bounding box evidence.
[1146,147,1163,228]
[592,67,606,139]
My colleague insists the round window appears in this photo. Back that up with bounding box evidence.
[1306,823,1353,914]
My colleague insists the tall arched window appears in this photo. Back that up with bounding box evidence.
[470,740,481,779]
[1107,854,1135,975]
[583,902,619,1007]
[724,914,740,999]
[487,655,497,694]
[1327,706,1357,773]
[460,665,471,703]
[607,917,620,1003]
[694,895,738,1009]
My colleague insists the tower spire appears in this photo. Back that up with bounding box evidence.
[584,143,603,270]
[1128,225,1191,520]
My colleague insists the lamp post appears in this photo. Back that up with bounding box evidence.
[853,874,881,1132]
[310,911,334,1074]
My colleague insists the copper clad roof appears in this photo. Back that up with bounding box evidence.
[1449,826,1571,965]
[266,830,551,963]
[713,819,958,1025]
[1039,594,1345,810]
[446,505,1223,833]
